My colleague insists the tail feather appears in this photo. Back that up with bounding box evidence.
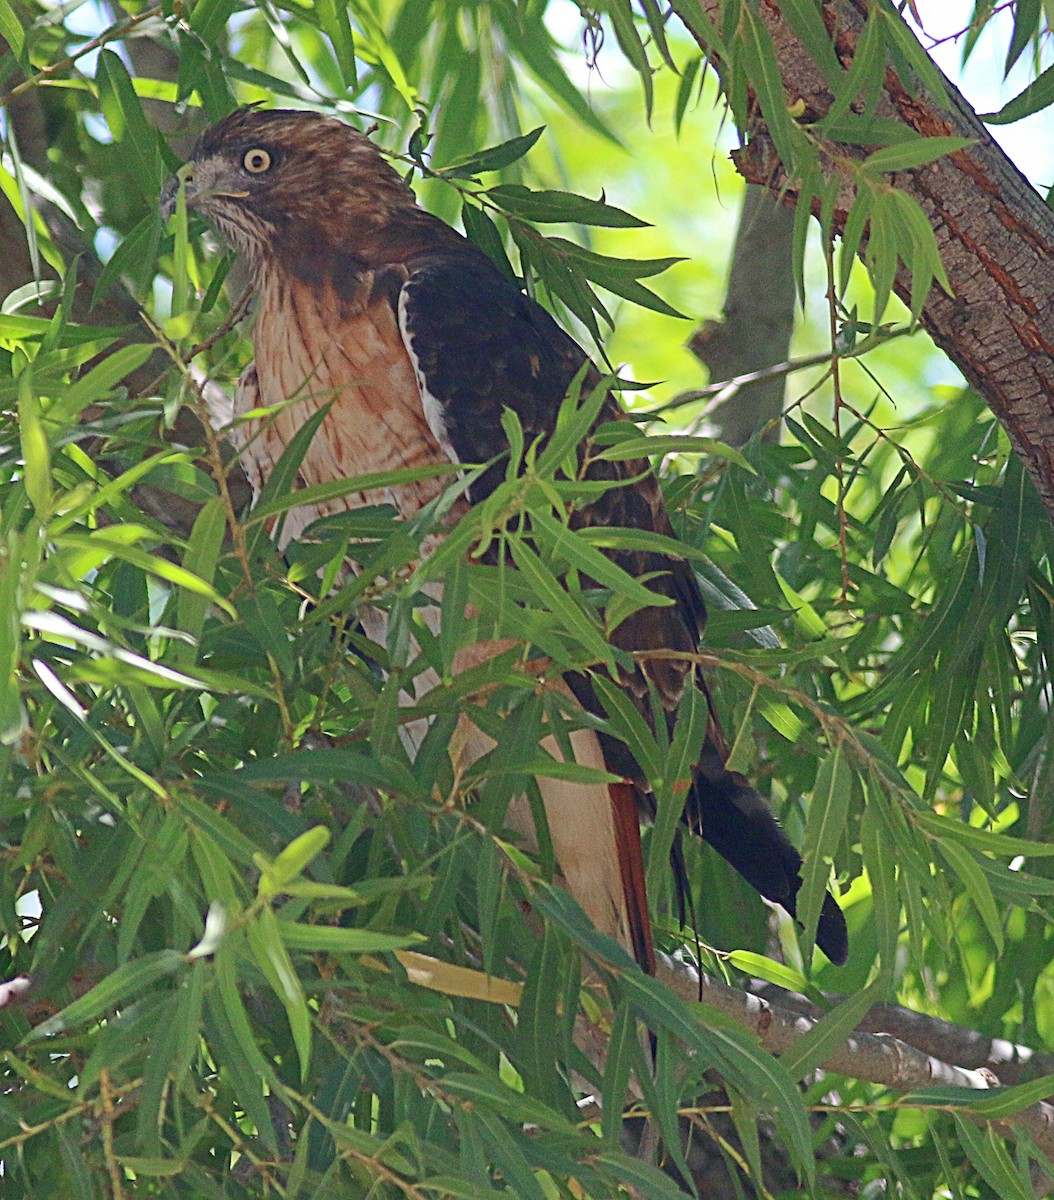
[610,781,656,973]
[683,738,849,966]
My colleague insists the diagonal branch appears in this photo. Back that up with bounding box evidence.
[687,0,1054,523]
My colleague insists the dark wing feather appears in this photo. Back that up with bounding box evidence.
[396,246,848,966]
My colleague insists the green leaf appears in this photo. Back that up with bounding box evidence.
[248,908,312,1080]
[438,127,545,178]
[172,497,227,668]
[863,135,975,174]
[247,462,459,523]
[0,0,24,58]
[958,1076,1054,1119]
[18,374,51,516]
[441,1073,576,1133]
[507,17,621,144]
[952,1115,1034,1200]
[489,184,649,227]
[608,0,654,120]
[780,982,884,1080]
[982,60,1054,124]
[779,0,843,85]
[217,747,414,794]
[674,55,703,135]
[877,4,949,103]
[529,507,670,609]
[860,793,900,968]
[277,922,419,953]
[316,0,357,88]
[797,746,852,963]
[266,826,331,890]
[601,1000,638,1144]
[24,951,187,1041]
[935,837,1005,955]
[95,50,163,199]
[54,534,236,617]
[911,809,1054,858]
[594,1151,702,1200]
[461,201,517,280]
[593,433,755,473]
[507,538,614,668]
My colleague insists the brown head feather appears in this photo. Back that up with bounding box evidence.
[174,108,453,275]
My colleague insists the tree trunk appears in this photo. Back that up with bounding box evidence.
[687,0,1054,521]
[689,185,797,446]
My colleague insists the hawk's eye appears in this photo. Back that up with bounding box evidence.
[242,148,273,174]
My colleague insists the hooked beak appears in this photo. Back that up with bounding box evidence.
[159,160,249,222]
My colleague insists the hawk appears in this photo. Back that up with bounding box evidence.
[161,107,847,972]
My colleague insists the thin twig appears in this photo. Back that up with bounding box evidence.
[1,3,171,106]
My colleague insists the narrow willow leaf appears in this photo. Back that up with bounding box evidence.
[860,794,899,967]
[439,127,545,178]
[173,496,227,668]
[461,201,517,280]
[278,923,419,953]
[957,1074,1054,1118]
[53,535,236,615]
[593,434,754,473]
[1004,0,1042,74]
[95,50,162,199]
[952,1114,1034,1200]
[936,837,1005,954]
[0,0,24,57]
[316,0,357,88]
[601,1000,638,1144]
[591,674,663,783]
[608,0,654,120]
[621,972,815,1184]
[249,908,312,1080]
[25,950,187,1041]
[516,925,573,1118]
[877,4,949,102]
[253,399,331,523]
[475,1112,549,1200]
[529,507,669,608]
[594,1152,697,1200]
[816,9,887,137]
[46,343,155,426]
[674,55,702,134]
[247,462,458,523]
[912,808,1054,858]
[442,1073,576,1133]
[18,375,51,516]
[780,982,884,1080]
[507,538,614,668]
[267,826,330,890]
[981,61,1054,123]
[779,0,843,84]
[505,18,621,144]
[220,746,412,793]
[489,184,649,227]
[798,747,852,963]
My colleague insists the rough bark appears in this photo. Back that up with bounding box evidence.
[689,184,797,445]
[689,0,1054,522]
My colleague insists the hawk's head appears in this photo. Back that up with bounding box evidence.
[160,108,419,264]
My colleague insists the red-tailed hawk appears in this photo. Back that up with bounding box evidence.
[161,107,847,972]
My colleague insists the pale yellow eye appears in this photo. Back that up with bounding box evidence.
[242,148,272,174]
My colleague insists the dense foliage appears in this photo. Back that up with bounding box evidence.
[2,1,1054,1197]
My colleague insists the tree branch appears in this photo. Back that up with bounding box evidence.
[688,0,1054,523]
[687,184,797,445]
